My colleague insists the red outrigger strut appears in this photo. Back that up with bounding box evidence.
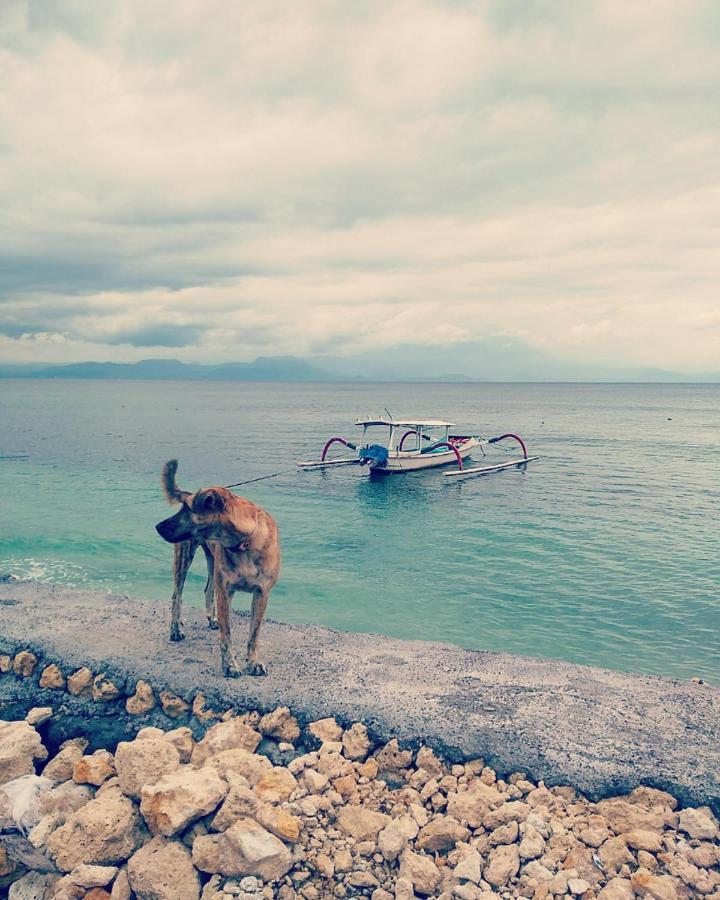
[321,436,356,461]
[428,441,463,470]
[488,432,528,459]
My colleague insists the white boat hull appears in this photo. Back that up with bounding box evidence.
[371,438,480,474]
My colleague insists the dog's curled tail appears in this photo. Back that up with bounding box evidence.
[161,459,184,504]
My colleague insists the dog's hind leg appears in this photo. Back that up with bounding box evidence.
[170,539,198,641]
[245,587,269,676]
[201,542,218,629]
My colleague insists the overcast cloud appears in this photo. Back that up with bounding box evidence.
[1,0,719,370]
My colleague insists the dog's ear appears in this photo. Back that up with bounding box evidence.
[192,489,225,514]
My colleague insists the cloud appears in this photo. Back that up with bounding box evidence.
[102,324,205,347]
[0,0,719,371]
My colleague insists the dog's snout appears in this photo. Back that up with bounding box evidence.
[156,514,187,543]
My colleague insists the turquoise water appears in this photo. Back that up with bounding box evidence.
[1,380,718,682]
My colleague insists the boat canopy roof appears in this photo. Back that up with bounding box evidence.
[355,417,455,428]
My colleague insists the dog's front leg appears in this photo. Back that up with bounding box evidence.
[214,569,241,678]
[245,587,269,676]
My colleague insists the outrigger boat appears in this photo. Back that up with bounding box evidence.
[298,416,538,479]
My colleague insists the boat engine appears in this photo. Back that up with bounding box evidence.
[358,444,389,468]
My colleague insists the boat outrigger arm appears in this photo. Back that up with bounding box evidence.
[443,433,540,479]
[297,417,538,479]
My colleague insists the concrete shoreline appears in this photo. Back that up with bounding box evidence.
[0,581,718,812]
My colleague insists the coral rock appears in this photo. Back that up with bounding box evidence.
[39,663,66,690]
[336,805,390,840]
[416,815,469,852]
[216,816,293,880]
[192,692,221,723]
[200,748,272,785]
[46,785,144,871]
[398,849,441,896]
[140,765,227,836]
[25,707,53,726]
[127,836,200,900]
[677,806,719,840]
[159,691,190,719]
[255,805,301,844]
[6,872,60,899]
[163,727,194,764]
[453,848,482,884]
[39,780,94,821]
[446,782,502,828]
[624,829,663,852]
[110,868,131,900]
[0,719,48,784]
[254,767,297,803]
[13,650,38,677]
[67,668,94,697]
[55,864,118,890]
[125,681,156,715]
[191,833,221,873]
[374,739,413,770]
[308,718,343,744]
[630,867,682,899]
[191,719,261,765]
[73,751,116,787]
[378,816,418,862]
[341,723,371,761]
[519,822,546,859]
[598,836,632,876]
[597,878,635,900]
[597,799,670,834]
[115,736,181,800]
[92,674,121,702]
[258,707,300,743]
[211,773,257,831]
[43,740,87,783]
[484,844,520,888]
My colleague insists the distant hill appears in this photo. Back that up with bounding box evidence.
[0,356,339,382]
[0,347,717,383]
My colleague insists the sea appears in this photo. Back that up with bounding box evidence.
[1,380,718,683]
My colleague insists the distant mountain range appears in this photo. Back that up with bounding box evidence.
[0,356,335,382]
[0,342,718,383]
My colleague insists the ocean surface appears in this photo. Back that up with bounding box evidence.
[1,380,718,683]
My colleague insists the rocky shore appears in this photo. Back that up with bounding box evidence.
[2,583,719,811]
[2,696,720,899]
[1,584,719,897]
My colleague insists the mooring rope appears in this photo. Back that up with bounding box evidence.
[225,467,298,489]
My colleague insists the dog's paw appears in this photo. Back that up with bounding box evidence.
[244,661,269,677]
[222,653,242,678]
[207,617,219,630]
[169,624,186,641]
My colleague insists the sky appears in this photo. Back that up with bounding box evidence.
[1,0,719,372]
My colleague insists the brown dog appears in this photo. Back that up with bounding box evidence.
[155,460,280,677]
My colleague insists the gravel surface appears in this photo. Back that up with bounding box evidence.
[0,581,718,810]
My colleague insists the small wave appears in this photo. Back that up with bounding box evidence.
[0,557,91,587]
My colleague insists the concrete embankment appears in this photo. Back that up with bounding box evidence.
[0,581,718,811]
